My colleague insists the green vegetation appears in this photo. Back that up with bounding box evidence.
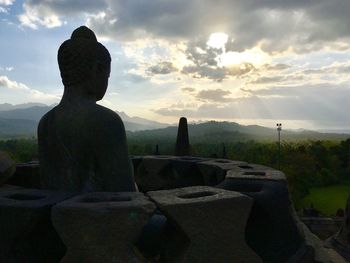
[1,132,350,215]
[300,184,350,216]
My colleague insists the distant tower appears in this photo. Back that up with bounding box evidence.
[222,143,227,159]
[154,144,160,155]
[175,117,190,156]
[276,123,282,170]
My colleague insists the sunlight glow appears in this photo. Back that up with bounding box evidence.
[207,32,228,50]
[219,47,270,67]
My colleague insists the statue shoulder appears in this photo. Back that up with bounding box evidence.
[37,108,56,136]
[95,105,123,123]
[92,104,125,131]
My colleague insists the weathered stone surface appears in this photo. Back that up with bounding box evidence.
[135,156,179,192]
[226,164,286,181]
[217,168,303,263]
[301,217,342,240]
[134,156,211,191]
[175,117,190,156]
[324,196,350,261]
[7,161,41,188]
[296,219,346,263]
[38,26,136,192]
[0,151,16,186]
[0,188,73,263]
[170,157,207,188]
[52,192,156,263]
[197,159,246,186]
[148,186,262,263]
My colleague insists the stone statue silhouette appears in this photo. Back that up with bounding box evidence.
[38,26,136,192]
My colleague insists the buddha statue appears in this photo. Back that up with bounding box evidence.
[38,26,136,192]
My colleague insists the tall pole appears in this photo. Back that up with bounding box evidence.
[277,123,282,170]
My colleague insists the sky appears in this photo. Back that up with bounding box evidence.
[1,0,350,130]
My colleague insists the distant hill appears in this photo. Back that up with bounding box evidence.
[0,103,169,137]
[0,106,52,121]
[0,103,48,111]
[128,121,350,143]
[116,111,168,130]
[0,103,349,142]
[0,118,37,138]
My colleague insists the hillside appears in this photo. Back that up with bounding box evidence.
[0,118,37,138]
[128,121,350,143]
[0,104,168,136]
[0,104,349,142]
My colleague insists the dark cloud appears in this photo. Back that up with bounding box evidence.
[147,61,177,75]
[23,0,107,16]
[182,63,255,81]
[21,0,350,53]
[182,65,226,81]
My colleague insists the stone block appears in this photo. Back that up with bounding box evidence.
[170,157,207,188]
[226,164,286,181]
[7,161,41,188]
[52,192,156,263]
[324,196,350,261]
[217,167,304,263]
[135,156,179,191]
[0,188,73,263]
[197,159,246,186]
[0,151,16,186]
[148,186,262,263]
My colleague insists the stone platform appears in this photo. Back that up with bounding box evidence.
[0,156,345,262]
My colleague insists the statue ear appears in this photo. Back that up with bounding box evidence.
[96,60,110,76]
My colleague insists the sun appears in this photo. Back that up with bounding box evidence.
[207,32,228,50]
[206,33,269,67]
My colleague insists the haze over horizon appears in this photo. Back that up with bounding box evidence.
[1,0,350,131]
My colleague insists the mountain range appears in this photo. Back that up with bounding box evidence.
[0,103,168,138]
[0,103,349,141]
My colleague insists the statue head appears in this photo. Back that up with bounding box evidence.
[58,26,111,101]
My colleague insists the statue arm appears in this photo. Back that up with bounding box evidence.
[94,112,136,192]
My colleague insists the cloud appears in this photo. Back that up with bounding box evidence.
[250,76,285,84]
[196,89,233,102]
[0,75,29,90]
[17,0,350,54]
[0,75,59,102]
[147,61,177,75]
[0,66,14,72]
[19,2,63,29]
[182,62,255,81]
[0,0,14,13]
[264,64,291,71]
[182,87,196,93]
[0,0,14,5]
[154,82,350,127]
[124,72,148,83]
[19,0,107,29]
[301,61,350,76]
[154,107,196,117]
